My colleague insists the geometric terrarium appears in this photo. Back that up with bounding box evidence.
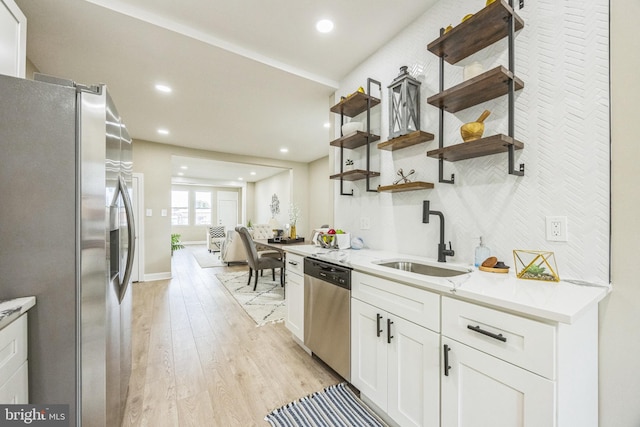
[512,250,560,282]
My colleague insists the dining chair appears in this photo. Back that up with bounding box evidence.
[235,226,284,290]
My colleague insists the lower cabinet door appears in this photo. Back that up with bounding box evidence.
[441,337,555,427]
[0,360,28,404]
[387,316,440,427]
[285,272,304,341]
[351,298,388,411]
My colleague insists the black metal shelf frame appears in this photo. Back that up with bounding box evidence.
[436,0,524,184]
[337,77,382,195]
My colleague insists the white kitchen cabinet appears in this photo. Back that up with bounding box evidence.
[285,253,305,342]
[0,0,26,78]
[351,298,387,408]
[441,296,598,427]
[351,272,440,427]
[0,313,28,404]
[441,336,554,427]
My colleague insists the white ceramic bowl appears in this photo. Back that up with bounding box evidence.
[341,121,363,135]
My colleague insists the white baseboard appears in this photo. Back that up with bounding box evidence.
[142,272,172,282]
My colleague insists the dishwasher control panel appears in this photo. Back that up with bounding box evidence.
[304,257,351,290]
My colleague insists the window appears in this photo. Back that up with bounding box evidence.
[195,191,212,225]
[171,190,189,225]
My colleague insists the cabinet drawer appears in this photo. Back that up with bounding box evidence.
[442,297,555,379]
[352,271,440,332]
[0,314,28,386]
[286,253,304,276]
[0,360,28,404]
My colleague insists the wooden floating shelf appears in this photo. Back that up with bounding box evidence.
[427,0,524,65]
[330,92,381,117]
[377,130,435,151]
[426,134,524,162]
[330,169,381,181]
[427,66,524,113]
[330,131,381,149]
[378,181,435,193]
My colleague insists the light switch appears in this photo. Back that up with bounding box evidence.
[146,209,152,217]
[161,209,167,217]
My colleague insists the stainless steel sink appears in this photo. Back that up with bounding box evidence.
[376,260,469,277]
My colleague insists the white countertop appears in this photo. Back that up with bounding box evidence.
[0,296,36,331]
[285,245,609,324]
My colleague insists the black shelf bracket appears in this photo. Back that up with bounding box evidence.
[366,77,382,193]
[437,33,455,185]
[337,127,354,196]
[507,0,524,176]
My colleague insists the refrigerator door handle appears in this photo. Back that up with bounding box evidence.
[118,175,136,303]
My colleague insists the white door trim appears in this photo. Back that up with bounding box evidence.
[132,173,144,282]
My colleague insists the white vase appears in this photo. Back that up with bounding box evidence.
[463,61,483,81]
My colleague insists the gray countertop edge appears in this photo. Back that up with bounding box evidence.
[0,296,37,331]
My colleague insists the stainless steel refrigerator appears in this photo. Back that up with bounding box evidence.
[0,73,135,427]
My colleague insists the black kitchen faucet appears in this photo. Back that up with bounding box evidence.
[422,200,455,263]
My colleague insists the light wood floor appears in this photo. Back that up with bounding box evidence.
[121,245,341,426]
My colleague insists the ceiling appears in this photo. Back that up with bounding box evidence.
[16,0,437,176]
[171,156,288,186]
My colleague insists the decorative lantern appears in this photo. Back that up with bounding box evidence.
[388,65,421,139]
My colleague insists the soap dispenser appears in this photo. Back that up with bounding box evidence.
[474,237,491,268]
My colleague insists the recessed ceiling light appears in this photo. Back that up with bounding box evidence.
[316,19,334,33]
[177,172,184,176]
[250,171,256,176]
[157,129,169,135]
[324,122,330,128]
[155,84,172,93]
[280,148,289,153]
[180,166,188,170]
[238,177,244,181]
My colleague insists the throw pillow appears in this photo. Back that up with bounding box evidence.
[209,226,225,238]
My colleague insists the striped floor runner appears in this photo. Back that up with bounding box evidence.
[265,383,387,427]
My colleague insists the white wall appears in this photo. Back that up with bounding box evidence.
[307,156,333,237]
[253,170,292,228]
[333,0,609,284]
[601,1,640,426]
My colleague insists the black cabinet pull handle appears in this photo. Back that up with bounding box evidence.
[443,344,451,376]
[467,324,507,342]
[288,260,298,265]
[387,319,394,343]
[376,313,383,337]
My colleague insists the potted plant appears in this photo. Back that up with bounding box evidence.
[171,233,185,255]
[345,158,354,171]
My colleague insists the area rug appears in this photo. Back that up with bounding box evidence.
[192,248,226,268]
[215,271,285,326]
[265,382,387,427]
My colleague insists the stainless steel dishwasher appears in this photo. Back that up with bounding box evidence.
[304,257,351,381]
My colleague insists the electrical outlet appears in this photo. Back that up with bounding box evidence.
[360,217,371,230]
[546,216,568,241]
